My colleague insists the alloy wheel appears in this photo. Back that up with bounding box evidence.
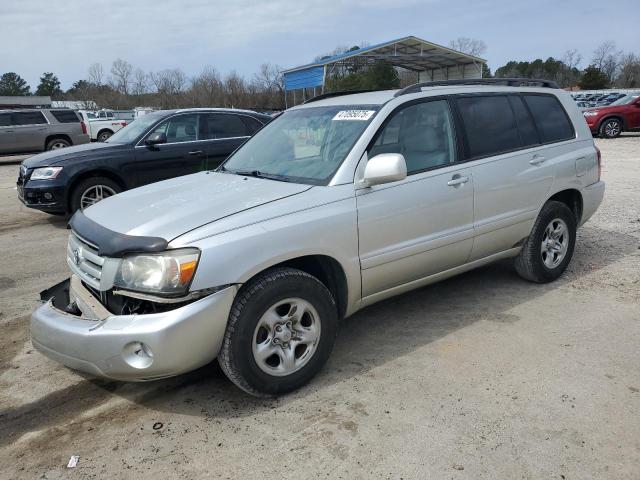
[540,218,569,269]
[80,184,117,210]
[252,298,321,377]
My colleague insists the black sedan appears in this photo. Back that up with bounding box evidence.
[17,108,272,214]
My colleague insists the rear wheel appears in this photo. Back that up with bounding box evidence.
[70,177,121,212]
[97,130,113,142]
[218,267,338,397]
[514,201,576,283]
[46,138,71,150]
[599,118,622,138]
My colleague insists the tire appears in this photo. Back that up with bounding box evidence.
[70,176,122,212]
[599,118,622,138]
[46,138,71,150]
[219,267,338,397]
[514,201,576,283]
[97,130,113,142]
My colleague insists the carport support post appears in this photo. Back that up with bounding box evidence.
[322,65,327,94]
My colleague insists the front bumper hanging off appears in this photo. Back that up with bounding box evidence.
[30,275,237,381]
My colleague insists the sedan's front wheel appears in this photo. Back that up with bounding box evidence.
[219,267,338,397]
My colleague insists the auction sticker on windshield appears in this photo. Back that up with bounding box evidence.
[332,110,376,121]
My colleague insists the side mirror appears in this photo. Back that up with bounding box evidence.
[145,132,167,147]
[361,153,407,187]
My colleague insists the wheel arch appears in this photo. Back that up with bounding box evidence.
[547,188,583,224]
[598,115,626,132]
[96,128,114,139]
[66,169,127,212]
[244,254,349,320]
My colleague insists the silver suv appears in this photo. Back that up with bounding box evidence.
[31,80,605,396]
[0,108,89,154]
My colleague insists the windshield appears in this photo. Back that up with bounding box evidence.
[609,95,639,106]
[106,112,166,144]
[221,105,379,185]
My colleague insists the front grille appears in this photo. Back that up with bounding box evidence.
[67,232,105,290]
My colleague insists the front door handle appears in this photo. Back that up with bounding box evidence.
[188,150,203,155]
[529,154,546,166]
[447,175,469,187]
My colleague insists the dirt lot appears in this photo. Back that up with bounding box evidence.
[1,135,638,479]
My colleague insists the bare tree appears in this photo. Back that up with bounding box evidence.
[559,49,583,87]
[150,68,187,107]
[592,41,622,82]
[110,58,133,95]
[616,53,640,88]
[223,71,246,108]
[131,68,149,96]
[252,63,283,93]
[562,49,582,70]
[188,66,223,106]
[449,37,487,57]
[88,63,104,85]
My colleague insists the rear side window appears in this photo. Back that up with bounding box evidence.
[522,95,574,143]
[456,96,520,158]
[199,114,248,140]
[50,110,80,123]
[13,111,47,126]
[241,116,263,135]
[508,96,539,147]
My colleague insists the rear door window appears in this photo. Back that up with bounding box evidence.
[13,111,47,126]
[455,95,520,158]
[50,110,81,123]
[522,94,574,143]
[199,114,248,140]
[508,96,539,147]
[0,113,10,126]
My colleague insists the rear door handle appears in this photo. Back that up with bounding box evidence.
[529,154,546,166]
[188,150,203,155]
[447,175,469,187]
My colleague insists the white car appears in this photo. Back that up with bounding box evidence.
[78,110,128,142]
[31,79,605,396]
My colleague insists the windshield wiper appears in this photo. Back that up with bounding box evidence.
[229,169,293,182]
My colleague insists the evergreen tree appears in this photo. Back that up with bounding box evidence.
[0,72,30,95]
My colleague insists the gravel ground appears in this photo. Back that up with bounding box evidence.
[0,135,638,479]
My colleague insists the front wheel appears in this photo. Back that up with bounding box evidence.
[514,201,576,283]
[218,267,338,397]
[70,176,122,212]
[599,118,622,138]
[46,138,71,150]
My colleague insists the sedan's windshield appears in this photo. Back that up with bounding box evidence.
[106,112,166,144]
[609,95,639,106]
[221,105,379,185]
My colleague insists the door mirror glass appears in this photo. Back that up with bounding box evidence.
[145,132,167,146]
[362,153,407,187]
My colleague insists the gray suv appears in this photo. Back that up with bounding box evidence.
[0,109,90,154]
[31,79,604,396]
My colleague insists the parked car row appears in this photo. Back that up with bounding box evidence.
[17,108,272,213]
[78,110,128,142]
[571,92,628,109]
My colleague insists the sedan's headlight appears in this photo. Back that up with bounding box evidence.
[114,248,200,297]
[583,111,599,117]
[31,166,63,180]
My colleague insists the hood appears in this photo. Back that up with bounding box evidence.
[22,142,128,168]
[83,171,312,241]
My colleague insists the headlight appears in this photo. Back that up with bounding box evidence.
[583,111,599,117]
[31,166,63,180]
[114,248,200,297]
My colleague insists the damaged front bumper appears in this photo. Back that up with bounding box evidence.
[30,275,237,381]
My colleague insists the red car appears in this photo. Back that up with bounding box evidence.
[582,94,640,138]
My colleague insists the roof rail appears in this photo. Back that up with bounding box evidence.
[303,89,382,104]
[394,78,560,97]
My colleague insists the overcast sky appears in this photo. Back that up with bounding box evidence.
[1,0,638,90]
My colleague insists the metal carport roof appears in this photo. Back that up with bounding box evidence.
[282,35,487,92]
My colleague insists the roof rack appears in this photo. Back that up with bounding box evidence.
[303,89,382,104]
[394,78,559,97]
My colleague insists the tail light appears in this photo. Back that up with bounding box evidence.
[81,121,87,134]
[595,145,602,181]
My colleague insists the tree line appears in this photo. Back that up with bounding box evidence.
[0,39,638,111]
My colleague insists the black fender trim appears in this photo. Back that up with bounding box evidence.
[68,211,168,257]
